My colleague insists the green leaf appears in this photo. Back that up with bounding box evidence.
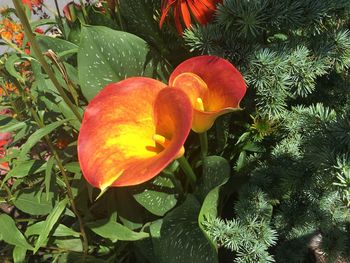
[13,188,56,215]
[78,25,170,101]
[0,214,33,250]
[13,246,27,263]
[18,119,68,161]
[197,156,230,248]
[195,156,231,202]
[45,157,55,201]
[132,174,178,216]
[3,160,46,183]
[36,35,78,56]
[0,115,26,133]
[26,222,80,238]
[151,195,218,263]
[32,79,81,130]
[87,218,149,242]
[5,54,25,83]
[58,252,106,263]
[34,198,68,253]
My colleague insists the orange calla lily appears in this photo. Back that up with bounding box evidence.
[78,77,193,190]
[169,55,247,133]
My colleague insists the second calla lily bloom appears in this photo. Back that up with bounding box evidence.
[169,55,247,133]
[78,77,193,190]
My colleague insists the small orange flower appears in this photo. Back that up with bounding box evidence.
[78,78,193,190]
[169,55,247,133]
[0,82,19,97]
[160,0,222,33]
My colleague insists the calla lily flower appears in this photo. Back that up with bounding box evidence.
[169,55,247,133]
[78,77,193,190]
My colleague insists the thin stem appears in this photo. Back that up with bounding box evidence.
[177,156,196,186]
[28,107,89,254]
[12,0,82,123]
[114,0,125,30]
[199,132,208,158]
[53,0,66,38]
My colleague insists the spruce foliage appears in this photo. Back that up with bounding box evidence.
[185,0,350,261]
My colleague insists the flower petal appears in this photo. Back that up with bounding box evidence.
[78,78,165,189]
[169,55,246,132]
[78,78,192,189]
[115,88,193,186]
[169,55,246,111]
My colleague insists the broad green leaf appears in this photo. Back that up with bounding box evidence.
[195,156,231,202]
[0,214,33,250]
[13,245,27,263]
[13,188,56,215]
[197,156,230,248]
[34,198,68,253]
[78,25,170,101]
[18,119,68,161]
[36,35,78,55]
[151,195,218,263]
[132,174,178,216]
[87,218,149,242]
[26,222,80,238]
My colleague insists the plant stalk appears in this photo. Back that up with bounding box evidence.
[199,132,208,158]
[12,0,82,123]
[177,156,196,186]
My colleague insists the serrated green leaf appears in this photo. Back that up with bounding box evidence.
[151,195,218,263]
[78,25,170,101]
[87,218,149,242]
[18,119,68,161]
[34,198,68,253]
[132,174,178,216]
[0,214,33,250]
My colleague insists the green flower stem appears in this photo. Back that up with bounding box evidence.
[12,0,82,123]
[28,106,89,254]
[178,156,197,186]
[199,131,208,158]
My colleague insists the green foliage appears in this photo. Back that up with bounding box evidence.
[1,0,350,262]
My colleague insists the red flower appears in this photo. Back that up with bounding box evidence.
[160,0,222,33]
[22,0,43,10]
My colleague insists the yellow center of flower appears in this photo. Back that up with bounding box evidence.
[153,134,184,159]
[195,97,205,111]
